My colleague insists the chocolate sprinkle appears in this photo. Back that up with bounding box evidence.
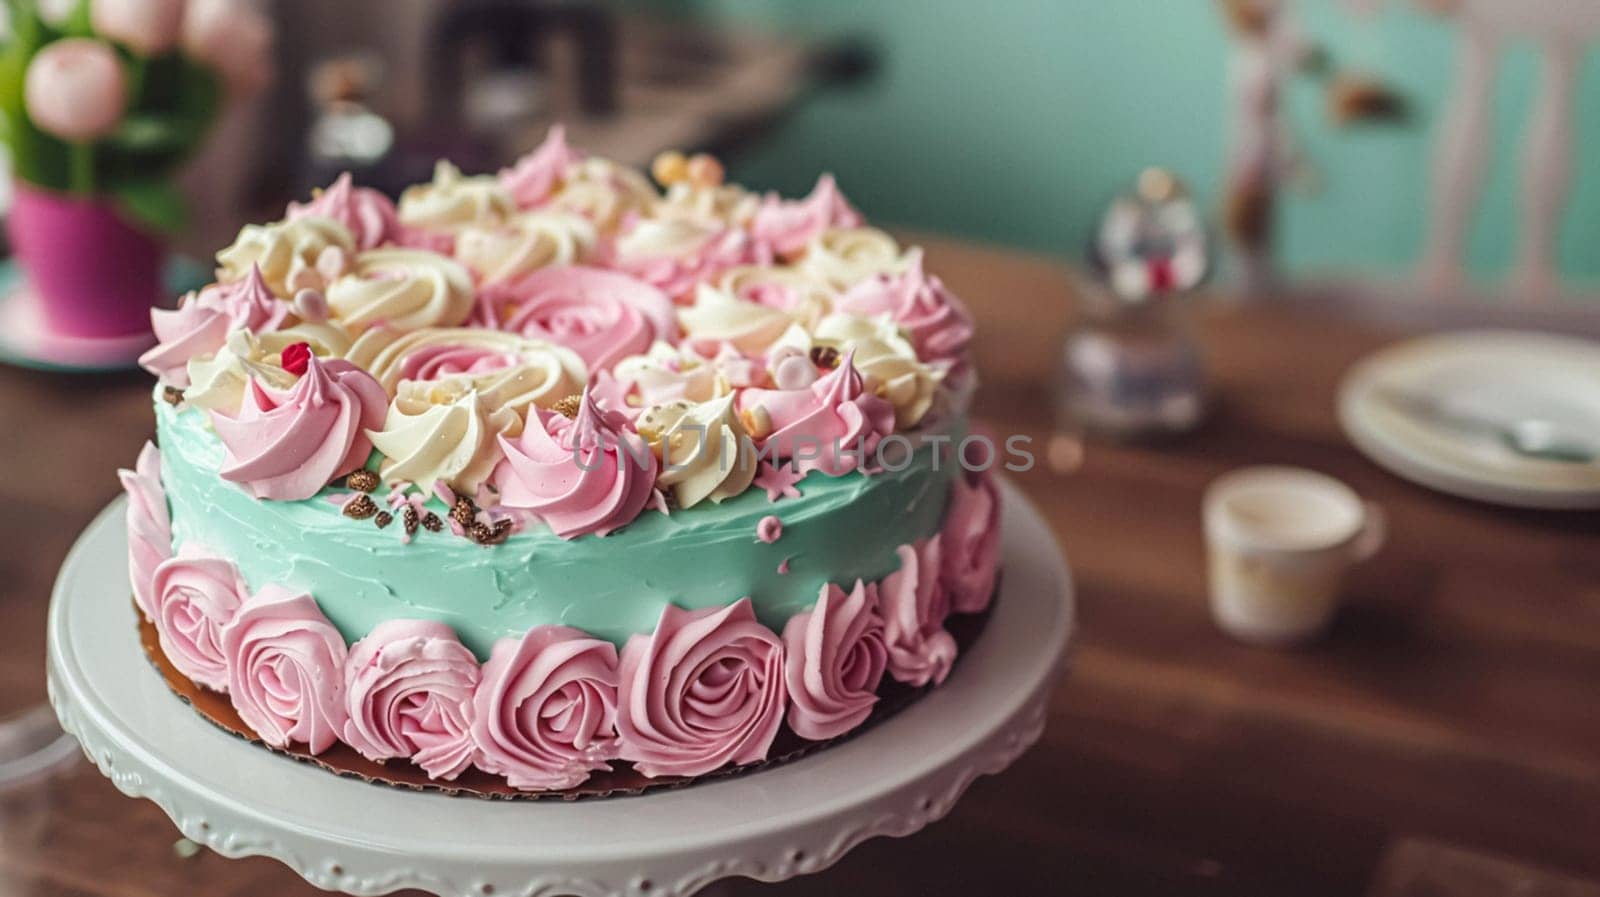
[402,506,419,536]
[161,386,185,405]
[449,496,477,528]
[421,511,443,532]
[342,494,378,520]
[346,469,379,493]
[373,511,393,529]
[809,346,840,369]
[469,519,513,546]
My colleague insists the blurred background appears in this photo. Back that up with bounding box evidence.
[153,0,1600,307]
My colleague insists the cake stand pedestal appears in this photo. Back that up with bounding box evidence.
[46,481,1073,897]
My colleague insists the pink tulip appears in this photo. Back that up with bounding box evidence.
[24,39,128,142]
[92,0,186,56]
[182,0,273,96]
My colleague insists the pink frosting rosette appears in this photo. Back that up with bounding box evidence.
[836,248,973,368]
[496,266,677,372]
[221,583,350,753]
[612,227,759,303]
[288,172,401,251]
[211,353,388,501]
[494,389,658,539]
[941,469,1002,614]
[749,174,863,259]
[880,536,957,687]
[781,580,888,741]
[737,352,894,476]
[139,264,290,385]
[471,625,622,790]
[118,441,170,620]
[616,599,787,778]
[150,549,249,692]
[498,124,583,208]
[342,620,480,780]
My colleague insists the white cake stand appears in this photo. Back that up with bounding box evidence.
[47,481,1073,897]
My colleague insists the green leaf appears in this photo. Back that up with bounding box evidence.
[113,179,187,234]
[107,113,191,153]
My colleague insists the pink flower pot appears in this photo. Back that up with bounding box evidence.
[7,182,166,339]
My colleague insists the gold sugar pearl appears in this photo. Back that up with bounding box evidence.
[651,150,689,187]
[686,153,724,188]
[551,394,583,419]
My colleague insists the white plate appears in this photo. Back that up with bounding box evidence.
[47,482,1074,897]
[1338,330,1600,510]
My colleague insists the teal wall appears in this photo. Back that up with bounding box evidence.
[651,1,1600,284]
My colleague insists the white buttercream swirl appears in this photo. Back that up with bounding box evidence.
[653,181,760,229]
[799,226,906,289]
[548,157,657,234]
[399,161,516,236]
[215,216,356,297]
[455,211,597,285]
[677,283,794,356]
[367,378,523,493]
[798,314,944,428]
[638,394,756,508]
[326,248,476,333]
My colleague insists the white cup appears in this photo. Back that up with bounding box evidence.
[1203,466,1385,646]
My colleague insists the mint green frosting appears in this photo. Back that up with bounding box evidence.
[156,397,959,658]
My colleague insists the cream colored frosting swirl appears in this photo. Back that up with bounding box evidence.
[345,326,586,415]
[183,324,352,415]
[787,313,944,428]
[548,157,657,234]
[454,211,597,285]
[717,264,836,330]
[326,248,476,333]
[677,283,794,356]
[612,340,726,410]
[653,181,760,229]
[368,378,523,493]
[799,226,907,289]
[399,161,516,235]
[637,394,755,508]
[215,216,356,297]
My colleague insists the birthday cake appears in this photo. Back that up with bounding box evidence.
[119,127,1002,794]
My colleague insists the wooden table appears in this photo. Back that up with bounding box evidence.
[3,239,1597,897]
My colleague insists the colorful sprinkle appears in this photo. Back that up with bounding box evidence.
[756,515,782,544]
[753,461,804,502]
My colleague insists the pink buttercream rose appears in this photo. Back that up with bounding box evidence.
[611,227,760,303]
[941,469,1001,614]
[118,441,170,620]
[782,580,888,740]
[835,248,973,368]
[23,38,127,141]
[140,264,290,385]
[150,549,249,692]
[615,599,787,778]
[471,625,622,790]
[494,389,658,539]
[92,0,184,55]
[498,124,583,208]
[221,584,349,753]
[342,620,480,780]
[736,352,894,477]
[749,174,863,260]
[496,266,676,372]
[211,354,388,500]
[880,536,957,687]
[288,173,400,251]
